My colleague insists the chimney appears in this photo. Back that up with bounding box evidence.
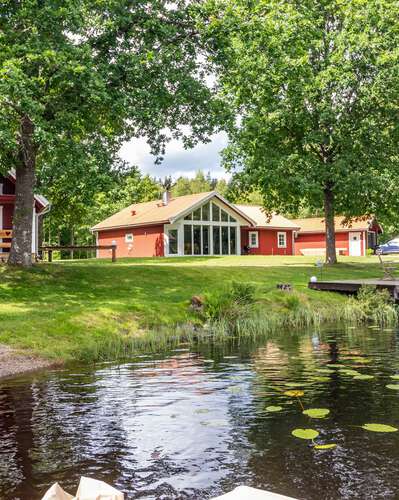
[162,190,171,206]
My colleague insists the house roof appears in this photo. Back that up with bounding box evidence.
[292,216,376,233]
[235,205,300,229]
[92,191,256,231]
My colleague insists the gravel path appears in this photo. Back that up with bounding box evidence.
[0,345,58,379]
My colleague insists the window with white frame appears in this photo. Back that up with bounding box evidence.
[277,232,287,248]
[125,233,134,243]
[248,231,259,248]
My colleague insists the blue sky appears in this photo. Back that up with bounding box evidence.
[119,131,230,180]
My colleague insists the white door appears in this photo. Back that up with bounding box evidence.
[349,232,362,256]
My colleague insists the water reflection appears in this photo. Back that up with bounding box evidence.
[0,327,399,499]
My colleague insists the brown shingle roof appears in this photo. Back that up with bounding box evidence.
[292,216,373,233]
[92,191,255,231]
[235,205,300,229]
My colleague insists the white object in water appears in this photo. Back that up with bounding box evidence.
[41,477,124,500]
[310,276,318,283]
[211,486,297,500]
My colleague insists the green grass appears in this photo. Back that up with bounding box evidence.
[0,255,397,362]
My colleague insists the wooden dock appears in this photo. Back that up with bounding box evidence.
[308,279,399,301]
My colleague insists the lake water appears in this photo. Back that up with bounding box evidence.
[1,326,399,500]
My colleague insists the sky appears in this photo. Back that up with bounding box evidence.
[119,131,230,181]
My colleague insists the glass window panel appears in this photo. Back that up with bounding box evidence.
[184,225,192,255]
[184,212,192,220]
[193,208,201,221]
[193,225,201,255]
[229,215,237,223]
[222,226,229,254]
[202,226,210,255]
[230,227,236,255]
[212,203,220,222]
[202,202,210,221]
[168,229,178,255]
[221,209,228,222]
[213,226,220,254]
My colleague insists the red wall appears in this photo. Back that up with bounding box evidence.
[294,231,365,256]
[241,228,294,255]
[2,205,13,229]
[97,225,164,258]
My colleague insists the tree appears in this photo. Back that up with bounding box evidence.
[0,0,223,266]
[202,0,399,263]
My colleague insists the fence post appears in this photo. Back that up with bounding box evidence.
[48,250,53,263]
[111,245,116,263]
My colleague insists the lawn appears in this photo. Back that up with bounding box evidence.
[0,255,394,361]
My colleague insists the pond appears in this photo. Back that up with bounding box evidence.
[1,325,399,500]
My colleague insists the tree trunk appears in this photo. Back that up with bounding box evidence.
[324,185,337,265]
[8,116,36,267]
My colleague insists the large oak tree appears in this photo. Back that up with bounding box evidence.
[202,0,399,263]
[0,0,223,266]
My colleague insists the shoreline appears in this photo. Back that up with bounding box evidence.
[0,345,60,380]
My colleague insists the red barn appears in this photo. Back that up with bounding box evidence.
[0,172,50,259]
[292,216,382,257]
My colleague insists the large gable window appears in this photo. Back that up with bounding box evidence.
[180,199,241,256]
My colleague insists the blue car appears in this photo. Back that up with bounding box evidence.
[376,238,399,255]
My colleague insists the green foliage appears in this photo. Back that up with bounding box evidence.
[346,286,398,326]
[171,170,229,197]
[201,0,399,260]
[200,281,256,324]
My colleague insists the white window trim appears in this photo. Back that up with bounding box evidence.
[277,231,287,248]
[125,233,133,243]
[248,231,259,248]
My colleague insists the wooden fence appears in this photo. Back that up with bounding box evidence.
[0,229,12,249]
[40,245,117,262]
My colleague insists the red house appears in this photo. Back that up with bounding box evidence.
[0,172,50,258]
[92,192,299,258]
[292,216,382,257]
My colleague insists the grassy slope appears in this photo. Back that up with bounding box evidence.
[0,255,394,361]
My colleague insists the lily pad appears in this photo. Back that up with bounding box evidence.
[361,423,398,433]
[353,374,374,380]
[389,374,399,380]
[284,390,304,397]
[316,368,334,374]
[339,369,360,376]
[326,364,342,368]
[303,408,330,419]
[284,382,304,388]
[314,443,337,450]
[311,376,331,382]
[292,428,319,440]
[351,357,371,364]
[386,384,399,391]
[266,405,283,412]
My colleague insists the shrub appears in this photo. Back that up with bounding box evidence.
[345,285,398,325]
[200,281,256,323]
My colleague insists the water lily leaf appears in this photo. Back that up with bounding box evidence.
[339,369,360,376]
[361,423,398,433]
[353,374,374,380]
[316,368,334,374]
[314,443,336,450]
[284,390,304,397]
[303,408,330,419]
[284,382,304,387]
[266,405,283,412]
[292,428,319,440]
[311,376,331,382]
[386,384,399,391]
[326,364,342,368]
[351,357,371,364]
[389,375,399,380]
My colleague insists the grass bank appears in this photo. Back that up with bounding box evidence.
[0,255,397,362]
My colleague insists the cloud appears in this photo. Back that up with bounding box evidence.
[119,132,229,180]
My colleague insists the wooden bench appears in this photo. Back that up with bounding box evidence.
[378,254,398,280]
[0,229,11,262]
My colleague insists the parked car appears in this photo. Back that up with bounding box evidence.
[375,238,399,255]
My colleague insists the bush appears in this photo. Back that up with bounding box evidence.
[346,285,398,325]
[200,281,256,323]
